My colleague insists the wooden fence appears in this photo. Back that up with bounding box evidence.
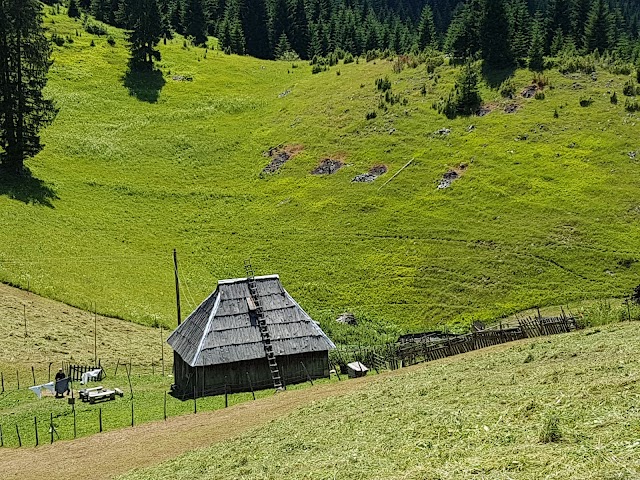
[331,315,578,373]
[62,360,103,382]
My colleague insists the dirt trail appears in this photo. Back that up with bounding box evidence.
[0,377,373,479]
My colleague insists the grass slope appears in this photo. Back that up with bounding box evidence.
[0,10,639,336]
[121,322,640,480]
[0,283,336,448]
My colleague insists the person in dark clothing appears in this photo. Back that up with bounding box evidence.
[54,368,69,398]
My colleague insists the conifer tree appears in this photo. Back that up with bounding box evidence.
[118,0,163,67]
[0,0,58,173]
[68,0,80,18]
[528,11,545,72]
[184,0,207,45]
[480,0,513,68]
[90,0,110,22]
[417,5,438,50]
[170,0,184,35]
[274,32,292,58]
[584,0,614,54]
[290,0,310,58]
[240,0,270,59]
[444,0,482,58]
[270,0,291,55]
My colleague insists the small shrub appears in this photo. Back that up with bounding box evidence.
[311,64,322,74]
[51,32,65,46]
[523,353,534,363]
[90,39,95,47]
[579,96,593,107]
[343,53,354,64]
[84,21,108,36]
[107,35,115,47]
[420,84,427,96]
[336,69,340,76]
[425,55,444,74]
[534,91,545,100]
[540,413,562,443]
[623,79,636,97]
[365,49,380,62]
[553,108,559,118]
[499,79,516,98]
[365,111,377,120]
[610,91,618,104]
[625,98,640,112]
[375,76,392,92]
[533,73,550,88]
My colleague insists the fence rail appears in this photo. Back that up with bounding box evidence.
[331,315,578,372]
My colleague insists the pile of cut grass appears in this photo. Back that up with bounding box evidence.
[121,322,640,479]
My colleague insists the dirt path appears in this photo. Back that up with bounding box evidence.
[0,376,374,479]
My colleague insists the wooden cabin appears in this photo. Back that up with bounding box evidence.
[167,274,335,399]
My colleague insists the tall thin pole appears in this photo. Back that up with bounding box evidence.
[160,326,165,377]
[173,249,181,326]
[94,303,97,365]
[23,305,27,337]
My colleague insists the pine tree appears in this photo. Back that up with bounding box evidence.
[529,11,545,72]
[417,5,438,50]
[170,0,184,35]
[480,0,513,68]
[455,60,482,115]
[506,0,531,63]
[158,0,173,40]
[184,0,207,45]
[290,0,310,58]
[270,0,291,55]
[584,0,614,54]
[444,0,482,58]
[274,32,291,58]
[118,0,163,67]
[68,0,81,18]
[90,0,110,22]
[240,0,270,59]
[0,0,58,173]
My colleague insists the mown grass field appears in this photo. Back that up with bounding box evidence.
[119,321,640,480]
[0,9,639,337]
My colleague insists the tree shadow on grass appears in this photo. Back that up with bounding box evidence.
[481,63,517,89]
[0,168,58,208]
[122,62,166,103]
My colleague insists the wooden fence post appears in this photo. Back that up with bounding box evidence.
[193,386,197,414]
[31,366,36,386]
[131,401,134,427]
[1,372,4,393]
[224,377,228,408]
[114,358,120,378]
[16,424,21,447]
[49,413,54,444]
[73,406,77,439]
[300,362,314,385]
[34,417,38,447]
[48,362,53,382]
[246,372,256,400]
[164,392,167,421]
[16,370,19,390]
[0,424,3,447]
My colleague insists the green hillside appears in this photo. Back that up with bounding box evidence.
[1,10,639,337]
[121,322,640,480]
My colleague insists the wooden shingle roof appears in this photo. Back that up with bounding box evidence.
[167,275,335,367]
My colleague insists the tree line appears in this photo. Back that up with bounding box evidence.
[63,0,640,64]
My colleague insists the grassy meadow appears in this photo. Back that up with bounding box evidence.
[0,9,639,338]
[121,321,640,480]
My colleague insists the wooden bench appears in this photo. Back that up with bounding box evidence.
[80,386,124,404]
[79,386,104,402]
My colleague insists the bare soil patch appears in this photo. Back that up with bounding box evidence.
[504,103,519,114]
[312,158,343,175]
[261,145,303,175]
[437,163,468,189]
[521,84,538,98]
[352,164,387,183]
[477,104,495,116]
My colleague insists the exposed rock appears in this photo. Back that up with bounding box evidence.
[336,312,357,325]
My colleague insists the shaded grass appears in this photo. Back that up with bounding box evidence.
[120,322,640,479]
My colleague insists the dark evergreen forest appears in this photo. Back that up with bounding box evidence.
[74,0,640,64]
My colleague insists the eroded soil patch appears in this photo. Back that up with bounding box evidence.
[438,163,468,189]
[352,164,387,183]
[312,158,343,175]
[261,145,303,175]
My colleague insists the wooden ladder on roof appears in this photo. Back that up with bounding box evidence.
[244,261,285,392]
